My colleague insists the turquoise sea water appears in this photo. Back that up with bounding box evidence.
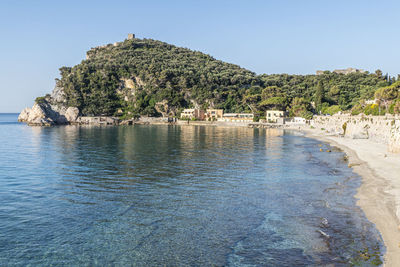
[0,113,382,266]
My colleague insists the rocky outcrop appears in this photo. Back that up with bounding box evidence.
[154,100,177,117]
[50,80,67,104]
[64,107,79,122]
[18,83,80,126]
[18,107,31,122]
[116,77,144,104]
[17,101,77,126]
[311,114,400,153]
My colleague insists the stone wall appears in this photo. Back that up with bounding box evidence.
[311,115,400,153]
[78,116,120,125]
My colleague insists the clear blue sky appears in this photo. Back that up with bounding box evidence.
[1,0,400,112]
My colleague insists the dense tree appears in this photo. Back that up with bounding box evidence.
[259,97,288,110]
[289,97,312,117]
[375,69,383,78]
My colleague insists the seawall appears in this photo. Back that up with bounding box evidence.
[311,115,400,153]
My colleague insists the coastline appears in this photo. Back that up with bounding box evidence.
[293,126,400,266]
[15,114,400,265]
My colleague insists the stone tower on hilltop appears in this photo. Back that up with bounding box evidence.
[127,33,135,40]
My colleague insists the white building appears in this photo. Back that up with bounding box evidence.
[266,110,285,123]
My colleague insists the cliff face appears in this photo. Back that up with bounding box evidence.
[311,115,400,153]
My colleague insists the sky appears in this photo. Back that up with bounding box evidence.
[1,0,400,112]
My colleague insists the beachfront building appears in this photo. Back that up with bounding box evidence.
[180,109,205,120]
[205,109,223,120]
[220,113,254,122]
[266,110,285,123]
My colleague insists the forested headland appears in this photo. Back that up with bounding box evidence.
[38,37,400,120]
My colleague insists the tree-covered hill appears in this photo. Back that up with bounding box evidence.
[44,36,396,118]
[58,38,259,117]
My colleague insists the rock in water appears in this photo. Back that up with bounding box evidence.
[321,218,329,228]
[18,82,80,126]
[317,229,330,239]
[18,102,79,126]
[18,108,31,122]
[27,103,48,124]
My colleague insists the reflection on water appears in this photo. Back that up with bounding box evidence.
[0,115,382,266]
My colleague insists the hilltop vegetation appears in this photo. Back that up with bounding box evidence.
[44,37,398,118]
[250,71,392,118]
[351,81,400,115]
[58,38,257,117]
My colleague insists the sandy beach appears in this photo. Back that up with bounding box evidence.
[295,126,400,266]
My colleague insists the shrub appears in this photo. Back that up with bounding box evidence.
[35,96,47,104]
[364,104,381,116]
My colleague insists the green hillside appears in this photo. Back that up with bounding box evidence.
[46,36,396,118]
[58,38,258,117]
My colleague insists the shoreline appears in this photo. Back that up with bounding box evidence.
[294,126,400,266]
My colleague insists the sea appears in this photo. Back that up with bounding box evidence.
[0,113,383,266]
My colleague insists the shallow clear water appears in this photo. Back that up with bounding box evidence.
[0,114,382,266]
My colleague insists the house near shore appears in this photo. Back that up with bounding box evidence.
[180,109,205,120]
[205,109,223,120]
[266,110,286,123]
[220,113,254,122]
